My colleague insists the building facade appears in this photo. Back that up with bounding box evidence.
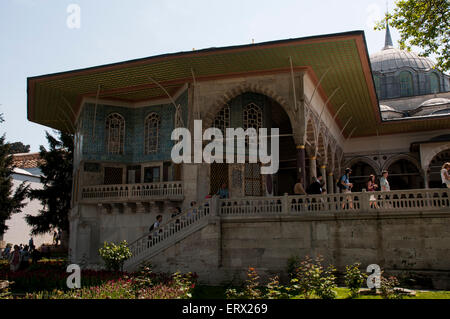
[27,30,450,285]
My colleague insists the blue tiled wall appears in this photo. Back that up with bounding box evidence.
[79,90,188,163]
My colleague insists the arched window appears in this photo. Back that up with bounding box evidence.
[373,75,381,98]
[399,71,413,97]
[213,105,230,133]
[430,73,440,93]
[106,113,125,154]
[243,103,262,131]
[144,113,160,154]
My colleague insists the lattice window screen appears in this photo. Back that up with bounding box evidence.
[104,167,123,185]
[213,105,230,134]
[106,113,125,154]
[144,112,160,154]
[210,163,229,195]
[243,103,262,131]
[244,163,262,196]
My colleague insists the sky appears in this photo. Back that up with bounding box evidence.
[0,0,402,152]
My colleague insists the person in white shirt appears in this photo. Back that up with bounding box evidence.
[441,162,450,188]
[380,170,390,192]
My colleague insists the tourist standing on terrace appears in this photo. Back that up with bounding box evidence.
[380,170,390,192]
[441,163,450,188]
[340,168,353,209]
[294,178,306,195]
[307,175,323,195]
[367,174,378,208]
[217,183,229,199]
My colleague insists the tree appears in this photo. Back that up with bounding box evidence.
[0,114,28,235]
[8,142,30,154]
[375,0,450,72]
[26,131,73,236]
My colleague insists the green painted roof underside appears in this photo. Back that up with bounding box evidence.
[28,33,450,137]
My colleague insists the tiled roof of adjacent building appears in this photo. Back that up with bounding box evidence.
[12,152,44,169]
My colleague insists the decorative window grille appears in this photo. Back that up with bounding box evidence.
[106,113,125,154]
[399,71,413,97]
[244,163,262,196]
[210,163,229,195]
[243,103,262,131]
[243,103,263,196]
[104,167,123,185]
[213,105,230,133]
[144,112,160,154]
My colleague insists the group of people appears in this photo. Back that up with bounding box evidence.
[291,161,450,209]
[1,237,40,272]
[145,164,450,236]
[147,201,200,242]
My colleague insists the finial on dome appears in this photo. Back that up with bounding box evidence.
[383,20,394,50]
[383,8,393,50]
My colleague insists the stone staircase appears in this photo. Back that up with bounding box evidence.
[124,197,217,272]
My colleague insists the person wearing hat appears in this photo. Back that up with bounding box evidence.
[340,168,353,209]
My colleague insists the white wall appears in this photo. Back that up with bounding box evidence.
[2,173,53,248]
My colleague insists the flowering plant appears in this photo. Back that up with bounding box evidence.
[98,241,132,271]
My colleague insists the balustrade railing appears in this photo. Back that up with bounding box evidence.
[125,199,213,267]
[220,197,283,215]
[81,181,183,202]
[219,189,449,215]
[124,188,448,269]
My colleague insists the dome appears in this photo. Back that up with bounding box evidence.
[370,47,435,73]
[419,98,450,107]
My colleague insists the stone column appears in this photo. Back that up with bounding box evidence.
[327,172,334,194]
[309,156,317,184]
[320,165,327,192]
[296,145,306,188]
[423,170,429,189]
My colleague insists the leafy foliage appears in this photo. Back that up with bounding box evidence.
[380,275,403,299]
[0,114,28,235]
[344,263,367,298]
[287,255,302,279]
[375,0,450,72]
[291,255,337,299]
[226,267,263,299]
[7,142,30,154]
[98,241,132,271]
[22,270,197,299]
[26,131,73,235]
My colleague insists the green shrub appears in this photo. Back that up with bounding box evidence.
[226,267,263,299]
[264,275,290,299]
[292,255,337,299]
[344,263,367,298]
[98,241,132,272]
[380,275,402,299]
[287,256,301,279]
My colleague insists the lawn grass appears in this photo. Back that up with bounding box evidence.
[192,286,450,299]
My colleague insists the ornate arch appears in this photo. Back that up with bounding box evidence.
[421,142,450,171]
[344,156,381,176]
[203,82,301,144]
[382,154,422,174]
